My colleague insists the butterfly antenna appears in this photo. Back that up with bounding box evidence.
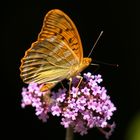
[88,31,104,57]
[91,61,119,67]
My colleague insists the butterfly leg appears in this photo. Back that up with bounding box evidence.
[65,78,73,99]
[60,82,65,89]
[76,75,83,89]
[68,78,72,97]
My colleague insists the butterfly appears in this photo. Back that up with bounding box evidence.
[20,9,92,91]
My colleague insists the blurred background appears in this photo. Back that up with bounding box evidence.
[3,0,138,140]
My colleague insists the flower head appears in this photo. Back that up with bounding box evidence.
[21,72,116,138]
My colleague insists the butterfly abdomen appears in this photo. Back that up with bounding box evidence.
[40,83,56,92]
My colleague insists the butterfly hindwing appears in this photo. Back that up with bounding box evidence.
[20,38,79,84]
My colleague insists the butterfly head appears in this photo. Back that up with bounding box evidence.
[82,58,92,66]
[79,57,92,72]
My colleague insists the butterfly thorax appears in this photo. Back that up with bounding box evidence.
[68,57,92,78]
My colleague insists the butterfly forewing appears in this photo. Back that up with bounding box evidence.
[38,9,83,62]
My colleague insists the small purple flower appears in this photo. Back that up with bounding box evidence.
[84,72,94,80]
[73,120,88,135]
[70,87,80,98]
[63,109,78,120]
[91,85,101,95]
[27,83,38,92]
[94,74,103,83]
[32,98,42,108]
[76,96,87,110]
[61,118,71,128]
[35,107,44,116]
[82,110,91,120]
[67,98,76,109]
[81,87,90,96]
[88,79,97,87]
[56,92,66,102]
[87,99,97,110]
[38,112,49,122]
[51,105,61,116]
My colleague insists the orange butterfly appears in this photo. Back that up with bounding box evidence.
[20,9,92,91]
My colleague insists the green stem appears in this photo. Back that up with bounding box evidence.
[65,127,74,140]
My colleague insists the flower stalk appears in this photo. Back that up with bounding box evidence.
[65,127,74,140]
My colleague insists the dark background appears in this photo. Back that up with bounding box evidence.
[3,0,138,140]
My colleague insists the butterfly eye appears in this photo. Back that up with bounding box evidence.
[83,58,92,64]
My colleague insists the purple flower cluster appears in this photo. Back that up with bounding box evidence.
[21,83,49,122]
[21,72,116,138]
